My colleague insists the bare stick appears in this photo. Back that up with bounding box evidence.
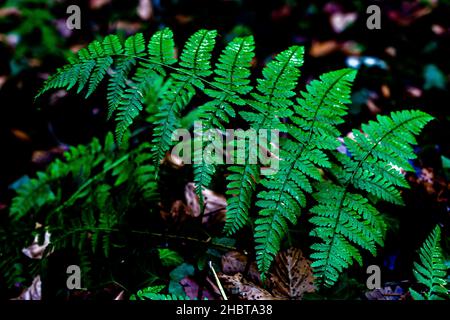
[208,261,228,301]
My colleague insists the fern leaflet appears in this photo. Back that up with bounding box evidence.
[310,110,433,287]
[410,226,448,300]
[255,69,357,277]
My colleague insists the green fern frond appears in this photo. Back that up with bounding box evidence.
[134,143,159,201]
[410,226,448,300]
[142,293,191,300]
[224,46,304,236]
[310,110,433,287]
[130,285,166,300]
[193,36,255,205]
[10,137,104,221]
[254,69,357,277]
[106,57,135,119]
[147,27,177,67]
[150,29,217,167]
[36,29,179,145]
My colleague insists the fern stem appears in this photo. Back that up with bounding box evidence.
[51,227,237,252]
[115,54,234,95]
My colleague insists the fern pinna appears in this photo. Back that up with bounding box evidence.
[255,69,356,277]
[194,36,255,206]
[32,28,434,290]
[224,46,304,235]
[309,110,433,287]
[409,226,448,300]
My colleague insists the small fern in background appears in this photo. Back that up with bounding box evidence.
[409,226,449,300]
[1,133,159,287]
[131,285,191,301]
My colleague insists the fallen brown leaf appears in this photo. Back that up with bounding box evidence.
[180,276,219,300]
[185,183,226,226]
[309,40,339,58]
[270,248,315,299]
[160,200,190,226]
[218,273,279,300]
[90,0,111,10]
[221,251,261,285]
[11,128,31,142]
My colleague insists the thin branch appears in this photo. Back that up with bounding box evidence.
[208,261,228,300]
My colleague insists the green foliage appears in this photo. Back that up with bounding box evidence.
[141,292,191,300]
[150,29,217,169]
[193,36,255,206]
[158,249,183,267]
[410,226,449,300]
[224,46,304,235]
[255,69,357,277]
[0,0,66,72]
[169,263,195,296]
[130,285,166,300]
[30,28,435,291]
[310,110,433,287]
[130,284,192,300]
[1,133,159,286]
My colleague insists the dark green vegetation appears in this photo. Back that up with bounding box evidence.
[1,27,444,298]
[0,0,449,301]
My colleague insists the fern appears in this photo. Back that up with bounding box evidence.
[10,137,105,221]
[130,285,167,300]
[310,110,433,287]
[409,226,449,300]
[224,46,304,235]
[142,293,191,300]
[33,29,435,290]
[193,36,255,205]
[3,132,159,285]
[37,29,177,144]
[254,69,357,277]
[150,29,217,168]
